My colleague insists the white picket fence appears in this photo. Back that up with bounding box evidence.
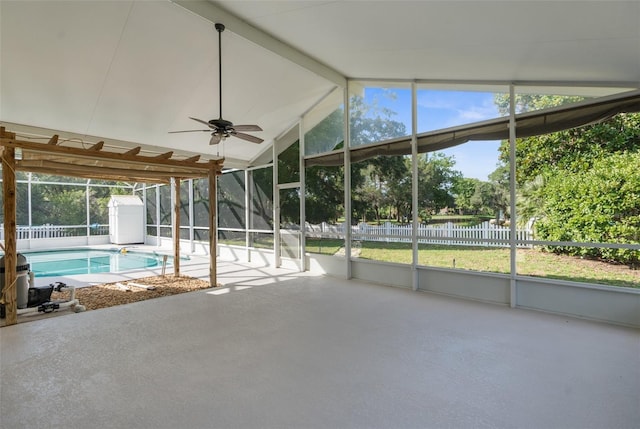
[0,224,109,240]
[0,222,531,248]
[306,221,532,248]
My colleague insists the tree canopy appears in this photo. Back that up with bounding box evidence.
[299,94,477,225]
[1,174,132,226]
[535,152,640,266]
[494,93,640,265]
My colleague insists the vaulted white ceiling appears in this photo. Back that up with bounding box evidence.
[1,1,639,169]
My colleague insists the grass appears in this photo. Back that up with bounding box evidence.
[219,236,639,288]
[305,238,640,289]
[304,238,343,255]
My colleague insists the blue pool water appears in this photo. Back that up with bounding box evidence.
[22,249,173,277]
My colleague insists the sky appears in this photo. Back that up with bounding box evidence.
[361,87,505,181]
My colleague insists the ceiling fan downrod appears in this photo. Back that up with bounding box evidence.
[168,22,263,145]
[215,23,225,121]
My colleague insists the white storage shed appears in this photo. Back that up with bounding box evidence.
[108,195,144,245]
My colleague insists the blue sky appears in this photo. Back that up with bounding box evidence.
[362,88,505,181]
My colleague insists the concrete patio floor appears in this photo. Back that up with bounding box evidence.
[1,259,639,428]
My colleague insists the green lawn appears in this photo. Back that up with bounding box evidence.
[218,236,639,288]
[305,238,640,289]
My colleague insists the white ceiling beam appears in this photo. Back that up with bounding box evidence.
[171,0,346,87]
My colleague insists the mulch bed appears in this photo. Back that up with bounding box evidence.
[50,275,215,311]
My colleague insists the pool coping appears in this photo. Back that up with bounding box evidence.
[21,247,182,279]
[23,244,211,288]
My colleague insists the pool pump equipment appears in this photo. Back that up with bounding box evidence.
[0,254,86,318]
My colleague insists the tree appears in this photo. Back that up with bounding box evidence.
[348,94,409,223]
[452,177,480,215]
[494,93,584,116]
[494,92,640,265]
[42,188,87,225]
[305,109,344,155]
[218,171,245,229]
[90,183,131,225]
[302,105,346,224]
[249,168,274,230]
[385,157,412,222]
[418,153,460,214]
[536,152,640,266]
[357,164,385,224]
[367,155,410,223]
[305,165,343,224]
[495,94,640,185]
[349,94,407,147]
[470,182,499,218]
[2,173,133,227]
[487,164,510,220]
[515,174,545,228]
[297,93,463,226]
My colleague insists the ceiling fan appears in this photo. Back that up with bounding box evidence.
[170,23,263,145]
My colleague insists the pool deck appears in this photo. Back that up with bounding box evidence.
[1,254,639,428]
[1,245,221,326]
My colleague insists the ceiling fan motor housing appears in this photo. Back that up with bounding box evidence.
[210,118,233,129]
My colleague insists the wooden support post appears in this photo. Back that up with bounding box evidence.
[173,178,180,277]
[2,145,18,325]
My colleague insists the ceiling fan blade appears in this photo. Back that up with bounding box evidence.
[168,129,210,133]
[232,132,264,144]
[233,124,262,132]
[189,117,213,128]
[209,134,222,145]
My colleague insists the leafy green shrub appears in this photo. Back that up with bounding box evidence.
[536,152,640,266]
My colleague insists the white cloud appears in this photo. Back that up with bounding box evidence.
[417,91,503,129]
[455,99,499,122]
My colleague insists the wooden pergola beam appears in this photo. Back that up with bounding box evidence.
[155,151,173,160]
[17,165,170,184]
[0,137,209,170]
[89,141,104,151]
[0,127,227,323]
[16,160,205,182]
[124,146,141,156]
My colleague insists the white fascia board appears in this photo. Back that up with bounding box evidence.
[171,0,346,88]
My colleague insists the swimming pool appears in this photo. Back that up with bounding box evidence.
[21,249,174,277]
